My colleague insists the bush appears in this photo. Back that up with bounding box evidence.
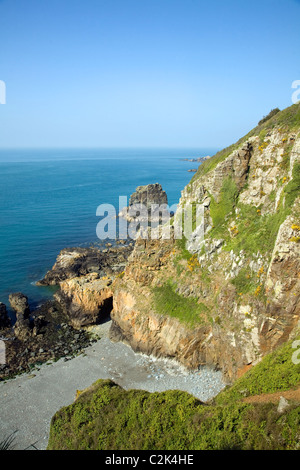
[47,377,300,450]
[258,108,280,126]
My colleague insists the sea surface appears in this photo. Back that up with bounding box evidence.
[0,147,218,312]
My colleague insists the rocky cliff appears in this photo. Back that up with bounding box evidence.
[110,104,300,381]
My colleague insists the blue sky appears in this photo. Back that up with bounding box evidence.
[0,0,299,148]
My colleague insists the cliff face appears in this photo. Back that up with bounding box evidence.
[111,104,300,381]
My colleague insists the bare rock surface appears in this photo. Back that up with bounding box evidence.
[55,274,113,328]
[36,244,133,286]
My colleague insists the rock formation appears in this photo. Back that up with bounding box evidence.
[9,292,31,318]
[9,293,32,341]
[128,183,168,209]
[37,245,132,286]
[55,273,113,329]
[119,183,169,227]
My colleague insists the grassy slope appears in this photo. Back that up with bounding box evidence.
[47,335,300,450]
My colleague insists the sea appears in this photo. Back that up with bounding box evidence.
[0,147,218,313]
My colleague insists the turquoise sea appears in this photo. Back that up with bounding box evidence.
[0,148,218,311]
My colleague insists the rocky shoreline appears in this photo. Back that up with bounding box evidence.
[0,181,171,381]
[0,241,134,381]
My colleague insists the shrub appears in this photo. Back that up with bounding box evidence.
[258,108,280,126]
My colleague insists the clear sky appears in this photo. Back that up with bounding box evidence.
[0,0,300,149]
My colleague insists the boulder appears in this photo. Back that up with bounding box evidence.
[277,396,290,414]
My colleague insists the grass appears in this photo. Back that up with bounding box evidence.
[209,176,238,236]
[47,335,300,450]
[258,108,281,126]
[152,281,209,328]
[0,431,17,450]
[224,203,282,256]
[175,235,192,260]
[284,161,300,208]
[230,266,257,295]
[262,103,300,131]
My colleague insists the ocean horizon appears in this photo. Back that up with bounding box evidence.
[0,147,219,313]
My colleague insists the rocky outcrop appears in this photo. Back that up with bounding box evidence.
[119,183,169,224]
[37,245,133,286]
[9,293,32,341]
[9,292,30,318]
[129,183,168,209]
[0,299,95,380]
[262,210,300,352]
[54,273,113,329]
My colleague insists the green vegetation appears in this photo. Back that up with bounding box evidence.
[224,203,282,256]
[209,177,238,236]
[175,235,191,260]
[262,103,300,131]
[230,266,257,295]
[152,281,209,328]
[47,337,300,450]
[284,161,300,208]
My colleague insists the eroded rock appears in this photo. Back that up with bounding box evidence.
[37,245,133,286]
[54,273,113,328]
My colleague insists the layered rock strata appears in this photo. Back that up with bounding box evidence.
[55,274,113,329]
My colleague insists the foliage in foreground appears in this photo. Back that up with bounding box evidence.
[47,337,300,451]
